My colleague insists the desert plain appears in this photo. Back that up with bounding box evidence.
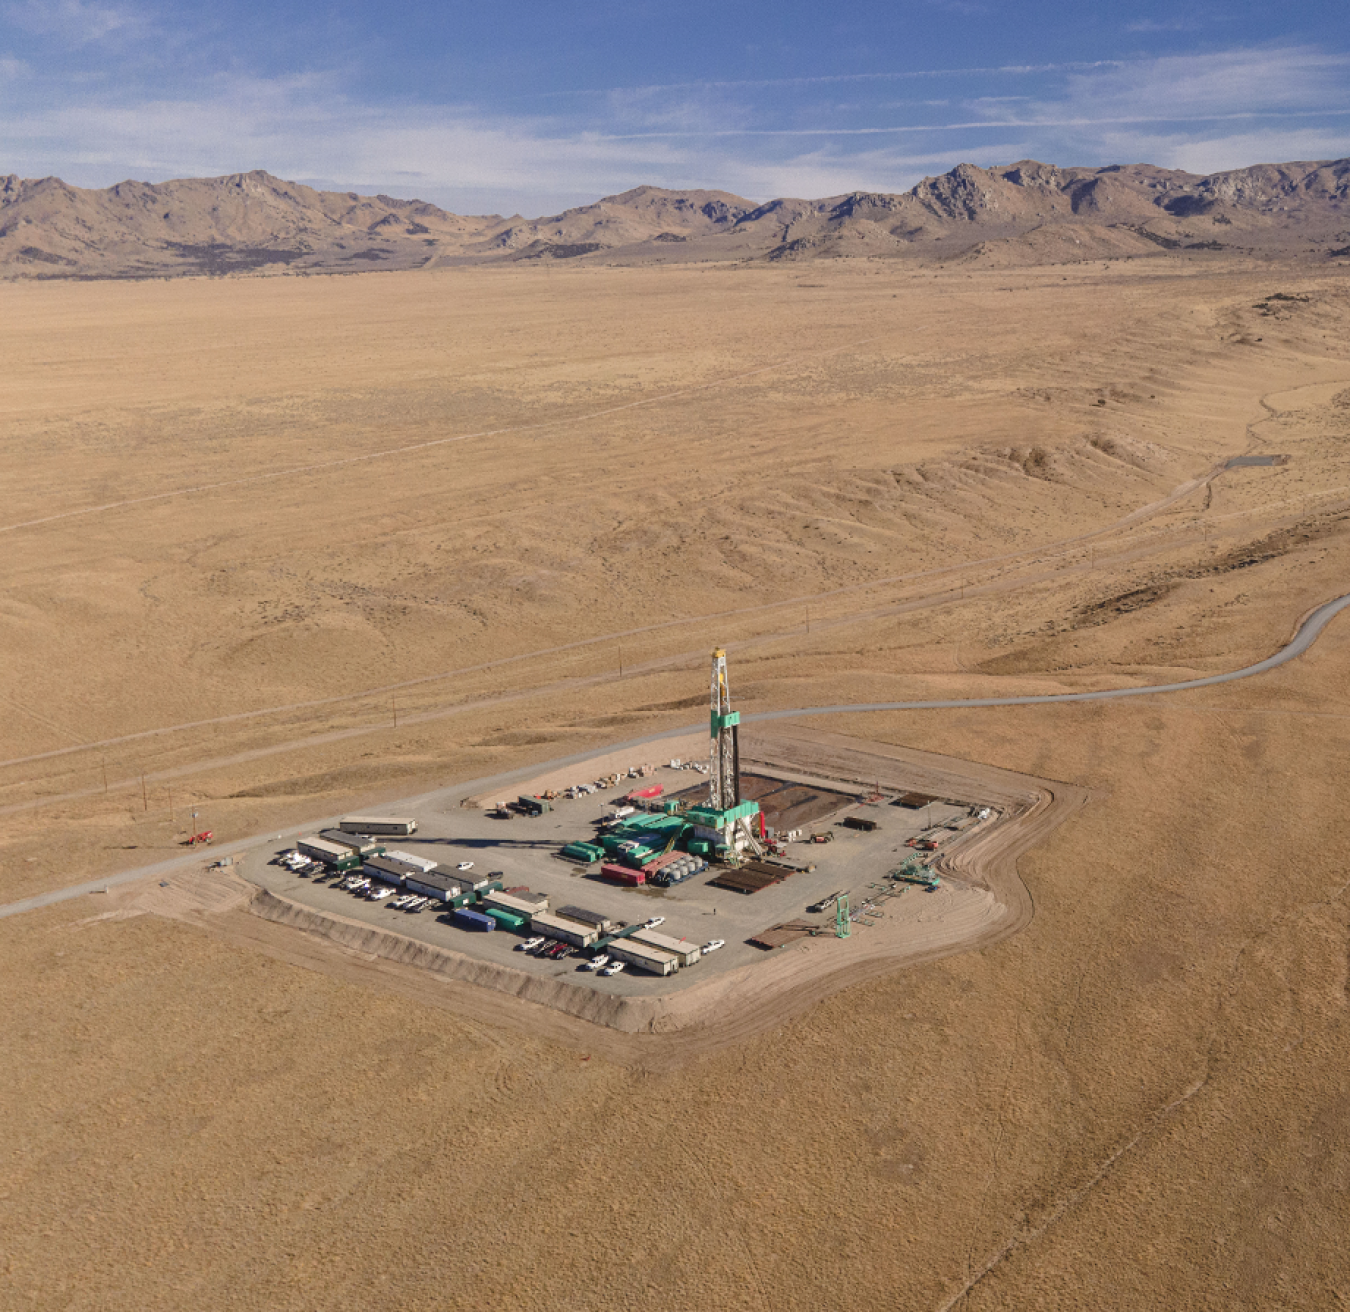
[4,252,1350,1308]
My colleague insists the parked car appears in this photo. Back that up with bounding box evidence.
[456,861,475,871]
[584,954,610,972]
[520,937,544,952]
[702,939,726,953]
[369,887,392,902]
[601,961,626,977]
[644,916,665,929]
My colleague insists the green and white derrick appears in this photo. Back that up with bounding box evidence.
[706,649,763,856]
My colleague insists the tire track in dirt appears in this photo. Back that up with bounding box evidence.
[3,373,1319,777]
[0,334,888,537]
[0,457,1230,773]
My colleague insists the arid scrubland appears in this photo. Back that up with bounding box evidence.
[3,255,1350,1308]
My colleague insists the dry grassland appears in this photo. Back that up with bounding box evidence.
[3,258,1350,1308]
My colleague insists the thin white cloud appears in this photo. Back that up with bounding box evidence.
[5,0,143,43]
[1084,124,1350,174]
[587,109,1350,139]
[1055,44,1350,120]
[527,60,1131,102]
[1124,17,1200,33]
[0,43,1347,213]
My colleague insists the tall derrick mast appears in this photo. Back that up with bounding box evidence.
[694,648,762,859]
[709,648,740,812]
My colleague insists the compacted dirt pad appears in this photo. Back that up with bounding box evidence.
[210,726,1084,1051]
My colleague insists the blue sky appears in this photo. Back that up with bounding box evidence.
[1,0,1348,214]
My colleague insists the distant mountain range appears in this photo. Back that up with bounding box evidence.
[2,157,1348,279]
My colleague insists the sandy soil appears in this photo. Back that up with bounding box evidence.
[4,257,1350,1310]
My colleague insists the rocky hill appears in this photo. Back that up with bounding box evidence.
[2,157,1348,278]
[0,170,511,278]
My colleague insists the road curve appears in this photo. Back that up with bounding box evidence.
[3,589,1348,923]
[742,589,1350,722]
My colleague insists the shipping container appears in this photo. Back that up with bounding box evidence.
[298,837,362,870]
[529,912,598,948]
[632,929,702,966]
[452,908,496,932]
[561,841,605,863]
[484,908,528,932]
[607,939,679,976]
[601,862,645,886]
[338,815,418,836]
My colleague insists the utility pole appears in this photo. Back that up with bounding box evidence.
[168,786,174,825]
[618,642,624,677]
[806,606,811,634]
[393,694,398,729]
[141,773,148,813]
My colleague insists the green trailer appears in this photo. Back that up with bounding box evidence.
[562,841,604,863]
[484,908,529,932]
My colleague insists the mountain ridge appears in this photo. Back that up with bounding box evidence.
[2,156,1347,279]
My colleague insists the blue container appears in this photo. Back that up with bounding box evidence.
[453,908,496,932]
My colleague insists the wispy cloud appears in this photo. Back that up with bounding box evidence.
[1054,44,1350,119]
[1124,17,1200,34]
[5,0,144,44]
[0,41,1347,212]
[524,60,1131,103]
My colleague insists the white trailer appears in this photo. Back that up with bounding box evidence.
[298,836,360,868]
[483,890,548,918]
[405,871,462,903]
[529,912,598,949]
[386,850,437,874]
[631,929,701,967]
[607,939,679,976]
[339,816,418,836]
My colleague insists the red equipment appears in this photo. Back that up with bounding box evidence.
[185,830,214,846]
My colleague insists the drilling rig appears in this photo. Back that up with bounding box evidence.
[709,648,740,812]
[687,648,763,860]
